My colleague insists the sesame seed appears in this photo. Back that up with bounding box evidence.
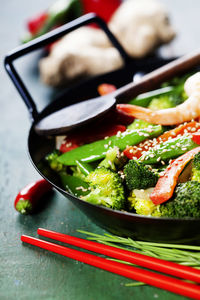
[157,157,161,162]
[76,186,88,192]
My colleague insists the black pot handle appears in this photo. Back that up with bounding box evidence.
[4,13,130,122]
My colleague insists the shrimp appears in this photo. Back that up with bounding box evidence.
[117,72,200,125]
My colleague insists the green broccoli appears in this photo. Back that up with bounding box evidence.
[81,167,125,210]
[160,181,200,218]
[127,189,161,216]
[45,150,65,172]
[191,152,200,182]
[148,95,176,110]
[98,147,119,171]
[124,160,159,190]
[98,147,127,171]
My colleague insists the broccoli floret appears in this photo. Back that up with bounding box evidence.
[148,96,175,110]
[98,147,127,171]
[45,150,65,172]
[124,160,159,190]
[160,181,200,218]
[98,147,119,171]
[81,167,125,210]
[128,188,161,216]
[191,152,200,182]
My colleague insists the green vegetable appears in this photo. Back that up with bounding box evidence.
[79,230,200,267]
[124,160,159,190]
[59,172,89,197]
[148,95,177,110]
[128,85,184,131]
[75,160,94,176]
[98,147,125,171]
[160,181,200,218]
[129,86,174,107]
[81,167,125,210]
[128,119,152,130]
[23,0,82,43]
[139,135,198,164]
[127,188,161,216]
[45,150,65,172]
[191,152,200,182]
[58,125,162,166]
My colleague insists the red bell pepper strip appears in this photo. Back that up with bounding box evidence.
[14,179,52,214]
[191,132,200,145]
[124,121,200,159]
[98,83,117,96]
[150,147,200,205]
[60,124,126,153]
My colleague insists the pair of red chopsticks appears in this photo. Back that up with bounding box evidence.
[21,228,200,299]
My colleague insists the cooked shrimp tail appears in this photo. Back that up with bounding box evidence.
[117,73,200,126]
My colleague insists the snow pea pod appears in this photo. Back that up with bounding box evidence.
[139,135,198,164]
[75,160,94,175]
[58,125,162,166]
[59,172,89,197]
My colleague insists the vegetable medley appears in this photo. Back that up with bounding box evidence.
[44,72,200,218]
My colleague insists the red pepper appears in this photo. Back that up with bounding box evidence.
[192,132,200,145]
[60,124,126,153]
[98,83,117,95]
[27,12,49,35]
[124,121,200,160]
[82,0,121,23]
[14,179,52,214]
[150,147,200,205]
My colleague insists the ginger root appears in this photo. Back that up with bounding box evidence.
[39,0,175,87]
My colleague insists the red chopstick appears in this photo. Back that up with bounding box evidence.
[21,232,200,299]
[37,228,200,284]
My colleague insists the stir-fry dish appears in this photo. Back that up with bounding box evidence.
[43,72,200,218]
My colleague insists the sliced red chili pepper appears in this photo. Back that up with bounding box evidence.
[14,179,52,214]
[98,83,117,96]
[124,121,200,159]
[150,147,200,205]
[27,12,48,35]
[60,124,126,153]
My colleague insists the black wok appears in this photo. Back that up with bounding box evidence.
[5,13,200,244]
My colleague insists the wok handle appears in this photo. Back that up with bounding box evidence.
[4,13,130,122]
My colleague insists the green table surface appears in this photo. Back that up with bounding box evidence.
[1,1,200,299]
